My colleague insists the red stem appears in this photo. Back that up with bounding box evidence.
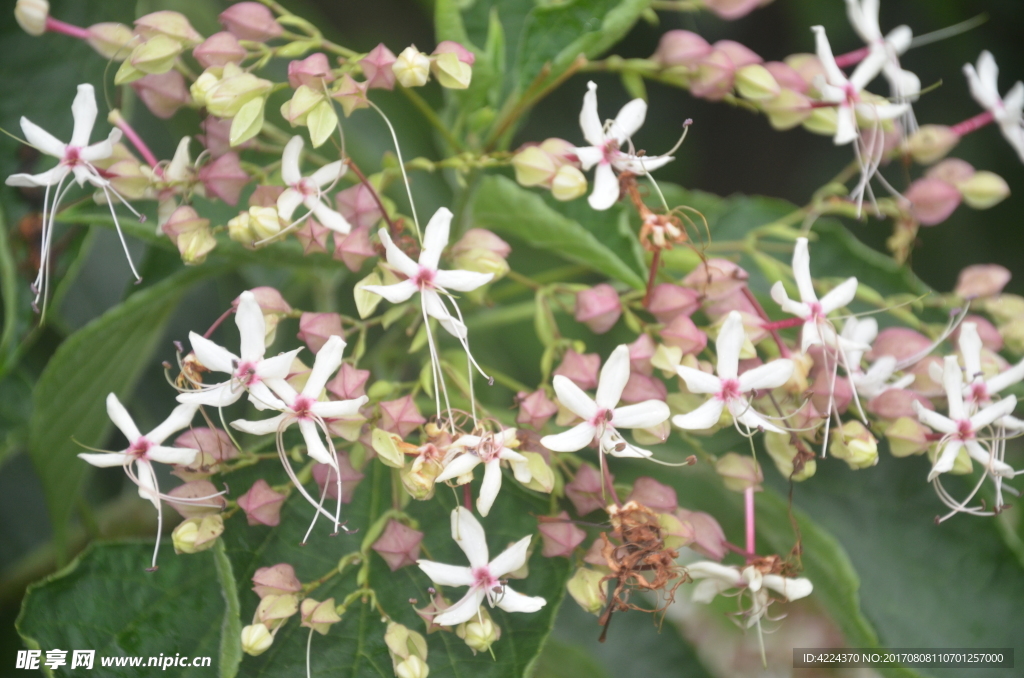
[950,110,995,137]
[110,112,160,169]
[834,46,870,69]
[45,17,90,40]
[741,286,792,358]
[643,249,661,307]
[744,487,756,557]
[346,159,397,233]
[203,306,235,339]
[462,483,473,510]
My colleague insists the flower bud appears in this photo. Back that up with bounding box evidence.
[565,464,607,515]
[167,480,225,518]
[240,624,273,656]
[394,46,431,87]
[333,224,376,271]
[433,40,475,65]
[884,416,930,457]
[172,514,224,554]
[785,53,825,89]
[135,11,202,44]
[628,334,656,376]
[627,476,678,512]
[286,52,334,89]
[734,64,779,101]
[551,164,588,201]
[803,106,838,136]
[981,293,1024,324]
[15,0,48,36]
[252,563,301,598]
[660,314,708,355]
[829,420,878,469]
[762,89,812,130]
[300,597,342,634]
[162,205,207,241]
[714,39,762,67]
[128,35,184,76]
[904,177,960,226]
[132,71,191,119]
[690,50,735,100]
[515,452,555,493]
[325,362,369,400]
[651,343,684,377]
[86,23,136,60]
[652,30,712,67]
[103,158,150,201]
[715,452,762,492]
[553,349,600,391]
[646,283,700,323]
[219,2,282,41]
[312,452,364,502]
[256,593,299,630]
[868,327,932,362]
[336,184,383,230]
[575,284,622,334]
[198,116,234,158]
[657,511,695,549]
[176,427,237,462]
[681,258,748,299]
[371,519,424,571]
[955,265,1011,300]
[456,608,500,655]
[296,312,343,353]
[957,171,1010,210]
[512,145,556,187]
[380,395,426,438]
[395,656,429,678]
[248,205,282,240]
[620,373,667,403]
[566,567,607,615]
[401,458,442,500]
[360,43,397,90]
[227,210,255,244]
[538,511,585,558]
[866,388,929,420]
[386,622,429,670]
[764,432,816,481]
[197,153,247,206]
[1002,318,1024,355]
[280,84,324,126]
[295,219,332,255]
[333,74,369,117]
[926,157,974,184]
[432,51,472,89]
[516,390,557,430]
[237,479,286,526]
[906,125,960,164]
[675,508,727,560]
[193,31,246,68]
[763,61,807,92]
[704,0,762,20]
[207,63,272,118]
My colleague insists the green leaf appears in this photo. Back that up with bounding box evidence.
[29,266,217,563]
[0,207,17,365]
[213,539,243,678]
[472,175,646,289]
[16,540,226,677]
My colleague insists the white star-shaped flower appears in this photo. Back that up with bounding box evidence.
[673,311,793,433]
[178,291,302,409]
[5,84,135,314]
[277,135,353,234]
[435,429,529,517]
[541,344,670,458]
[841,317,914,399]
[417,507,546,626]
[958,321,1024,429]
[574,81,674,211]
[963,51,1024,163]
[362,207,493,338]
[913,355,1017,480]
[845,0,921,109]
[686,561,813,628]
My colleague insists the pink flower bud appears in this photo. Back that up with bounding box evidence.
[167,480,225,518]
[198,116,234,158]
[904,178,961,226]
[620,373,667,403]
[908,356,944,397]
[135,11,203,44]
[926,158,974,185]
[764,61,807,93]
[312,452,364,502]
[380,395,426,438]
[236,479,286,526]
[713,40,762,67]
[86,23,137,61]
[332,75,369,117]
[161,206,209,243]
[682,258,749,299]
[785,53,825,88]
[867,327,931,362]
[540,138,580,167]
[516,390,558,430]
[955,265,1011,299]
[565,464,607,515]
[627,477,678,513]
[553,349,601,391]
[335,184,383,230]
[575,284,622,334]
[287,52,334,89]
[690,49,736,100]
[131,71,190,119]
[360,43,397,90]
[810,371,852,415]
[295,218,330,255]
[371,519,424,571]
[296,312,343,353]
[193,31,246,68]
[628,334,656,376]
[538,511,586,558]
[175,427,237,461]
[252,563,301,598]
[867,388,933,420]
[451,229,511,259]
[954,315,1003,351]
[583,539,607,566]
[906,125,961,165]
[219,2,282,41]
[659,315,708,355]
[432,40,475,65]
[674,508,727,560]
[704,0,763,20]
[646,283,700,323]
[233,286,292,314]
[327,363,371,400]
[333,224,376,272]
[198,152,248,205]
[248,184,284,208]
[652,30,712,67]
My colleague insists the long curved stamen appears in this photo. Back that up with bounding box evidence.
[420,292,454,430]
[368,100,421,242]
[274,424,341,526]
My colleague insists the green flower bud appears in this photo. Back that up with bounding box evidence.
[511,146,556,188]
[764,431,815,481]
[456,608,500,654]
[516,452,555,493]
[227,210,255,245]
[393,47,431,88]
[734,64,780,101]
[395,656,429,678]
[715,452,763,492]
[240,624,273,656]
[15,0,49,36]
[551,165,588,201]
[248,206,281,240]
[129,35,184,76]
[762,89,811,130]
[802,106,837,136]
[432,51,472,89]
[829,420,879,470]
[566,567,607,615]
[957,171,1010,209]
[172,514,224,554]
[280,84,325,126]
[87,23,137,61]
[885,416,930,457]
[206,63,271,118]
[306,99,338,148]
[255,593,299,631]
[300,597,342,635]
[906,124,960,165]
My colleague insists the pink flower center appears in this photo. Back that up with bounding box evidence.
[293,395,315,420]
[970,382,989,403]
[589,408,613,427]
[414,266,436,289]
[718,378,741,401]
[602,139,619,165]
[807,301,823,320]
[843,83,859,105]
[63,146,82,167]
[473,566,498,591]
[128,437,151,458]
[234,361,260,386]
[956,419,975,440]
[296,178,317,198]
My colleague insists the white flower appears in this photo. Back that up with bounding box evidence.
[913,355,1016,480]
[845,0,921,108]
[541,344,670,458]
[673,311,793,433]
[770,237,860,352]
[958,322,1024,428]
[417,507,546,626]
[362,207,493,338]
[435,429,529,517]
[686,561,813,628]
[276,135,352,234]
[963,51,1024,163]
[178,291,302,409]
[5,84,134,314]
[574,81,674,211]
[841,317,914,399]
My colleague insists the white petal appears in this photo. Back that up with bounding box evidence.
[675,366,722,395]
[416,560,475,587]
[5,168,66,187]
[846,0,880,42]
[135,459,160,509]
[613,153,674,175]
[304,335,346,397]
[672,398,724,430]
[258,348,304,380]
[146,445,198,466]
[819,277,858,314]
[79,128,122,163]
[977,52,1000,105]
[489,535,533,577]
[20,117,65,158]
[738,360,794,392]
[176,382,242,408]
[540,422,596,452]
[595,345,630,410]
[434,268,493,292]
[276,188,304,222]
[377,228,419,278]
[687,561,743,585]
[964,440,1015,477]
[451,506,489,568]
[850,49,887,91]
[552,375,599,420]
[477,460,503,516]
[262,377,297,406]
[608,98,647,145]
[362,280,418,304]
[985,358,1024,394]
[231,413,288,436]
[611,400,670,429]
[941,356,966,420]
[313,395,368,419]
[235,291,267,362]
[78,451,131,468]
[575,145,603,171]
[146,402,199,444]
[299,419,332,465]
[959,323,984,381]
[281,135,303,187]
[834,106,858,145]
[812,26,847,87]
[715,312,745,380]
[588,162,619,211]
[189,332,237,374]
[579,81,605,147]
[106,393,141,442]
[770,281,810,318]
[762,574,813,601]
[730,400,786,434]
[311,160,345,187]
[438,315,468,338]
[420,207,453,271]
[70,84,99,149]
[311,200,352,234]
[913,400,957,435]
[692,578,731,604]
[494,586,546,614]
[433,588,486,627]
[249,381,288,410]
[969,395,1017,431]
[436,453,481,483]
[928,440,963,480]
